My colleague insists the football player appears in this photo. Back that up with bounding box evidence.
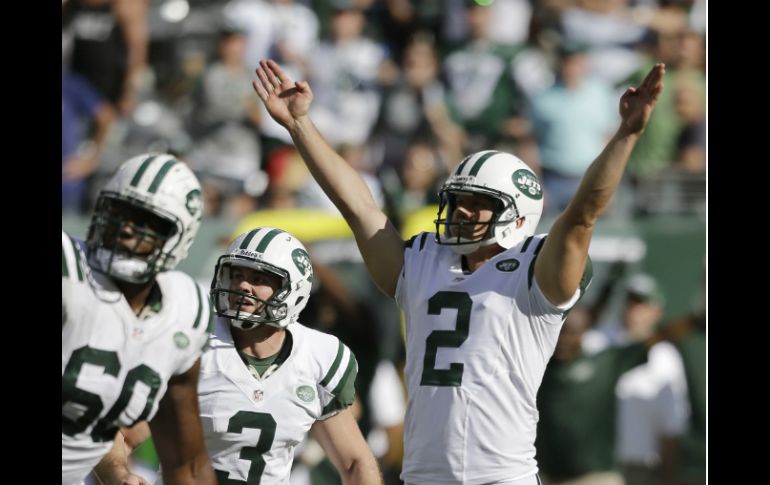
[108,228,381,484]
[62,153,215,485]
[251,59,666,484]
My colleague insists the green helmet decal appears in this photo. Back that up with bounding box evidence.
[512,169,542,200]
[291,248,311,276]
[185,189,203,217]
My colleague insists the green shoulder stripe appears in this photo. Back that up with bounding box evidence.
[533,236,546,256]
[62,242,69,278]
[192,281,204,329]
[61,233,85,282]
[320,343,356,397]
[520,236,534,253]
[321,350,358,415]
[418,232,428,250]
[579,256,594,295]
[562,256,596,319]
[331,350,357,397]
[405,232,429,251]
[206,296,215,334]
[404,234,418,249]
[527,236,547,289]
[320,341,344,388]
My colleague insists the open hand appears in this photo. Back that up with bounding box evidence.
[253,59,314,131]
[618,63,666,137]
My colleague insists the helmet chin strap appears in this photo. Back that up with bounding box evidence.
[229,317,265,331]
[446,215,501,255]
[229,317,286,331]
[223,299,289,330]
[95,248,152,283]
[448,236,499,255]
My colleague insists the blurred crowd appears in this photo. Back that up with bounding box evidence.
[63,0,706,221]
[64,1,706,484]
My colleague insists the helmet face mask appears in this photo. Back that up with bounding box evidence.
[211,228,313,330]
[436,188,516,253]
[211,256,291,330]
[87,153,204,284]
[89,196,181,283]
[434,150,543,254]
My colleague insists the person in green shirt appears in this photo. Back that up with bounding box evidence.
[536,305,648,485]
[668,308,706,485]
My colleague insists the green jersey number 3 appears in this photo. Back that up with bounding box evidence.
[215,411,277,484]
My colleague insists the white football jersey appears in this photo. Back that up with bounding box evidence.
[197,318,357,484]
[396,232,589,485]
[61,232,211,485]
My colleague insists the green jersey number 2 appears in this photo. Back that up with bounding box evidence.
[420,291,472,387]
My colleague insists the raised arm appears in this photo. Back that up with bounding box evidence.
[149,360,216,484]
[114,0,149,114]
[311,408,383,485]
[253,59,404,298]
[535,64,666,305]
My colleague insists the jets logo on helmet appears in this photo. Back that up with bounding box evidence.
[86,153,204,284]
[292,248,311,277]
[435,150,544,254]
[185,189,203,216]
[512,170,542,200]
[210,227,314,330]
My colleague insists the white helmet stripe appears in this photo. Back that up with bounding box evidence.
[454,150,500,177]
[239,228,261,249]
[454,154,473,175]
[467,150,500,176]
[129,154,161,187]
[127,154,180,193]
[254,228,284,252]
[147,159,180,193]
[240,228,285,252]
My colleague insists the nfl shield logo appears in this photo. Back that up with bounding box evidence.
[253,389,264,401]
